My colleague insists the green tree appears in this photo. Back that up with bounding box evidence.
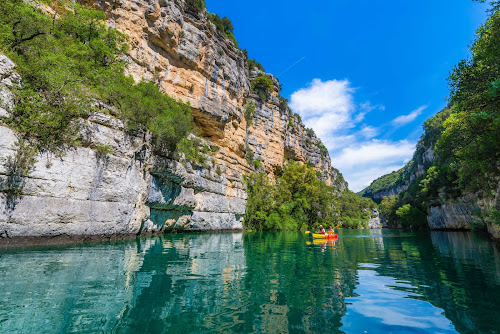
[439,8,500,192]
[0,0,192,155]
[185,0,206,14]
[396,204,428,229]
[251,75,274,101]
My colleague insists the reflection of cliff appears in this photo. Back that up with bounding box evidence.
[0,241,149,333]
[1,231,498,333]
[113,233,247,332]
[374,231,500,334]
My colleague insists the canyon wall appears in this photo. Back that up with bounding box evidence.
[360,110,500,238]
[0,0,346,237]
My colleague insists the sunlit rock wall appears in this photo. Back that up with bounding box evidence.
[0,0,346,237]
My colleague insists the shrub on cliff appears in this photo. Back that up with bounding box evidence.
[247,59,265,72]
[244,102,256,127]
[185,0,206,14]
[208,13,237,46]
[0,0,192,155]
[251,75,274,101]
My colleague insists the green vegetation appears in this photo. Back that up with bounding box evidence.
[395,204,428,229]
[244,102,256,127]
[244,162,337,231]
[208,13,237,46]
[331,167,347,192]
[336,190,377,229]
[438,8,500,193]
[278,96,290,111]
[358,168,404,201]
[185,0,206,14]
[364,2,500,229]
[244,161,376,231]
[250,75,274,101]
[379,195,398,224]
[176,137,213,167]
[0,140,37,210]
[0,0,193,207]
[247,58,265,72]
[294,112,302,123]
[95,144,114,158]
[316,142,328,159]
[0,0,192,156]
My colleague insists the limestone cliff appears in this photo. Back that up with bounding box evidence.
[0,0,346,237]
[360,108,500,238]
[359,145,435,203]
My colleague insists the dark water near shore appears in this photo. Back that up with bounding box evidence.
[0,229,499,333]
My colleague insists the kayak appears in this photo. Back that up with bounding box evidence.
[312,233,338,239]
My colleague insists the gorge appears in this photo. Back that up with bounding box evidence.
[0,0,365,239]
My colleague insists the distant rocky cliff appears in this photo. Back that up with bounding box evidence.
[0,0,347,237]
[360,109,500,239]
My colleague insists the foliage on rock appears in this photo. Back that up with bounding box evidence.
[244,102,256,127]
[247,58,265,72]
[0,0,192,156]
[250,75,273,101]
[208,13,237,46]
[0,140,38,210]
[185,0,206,14]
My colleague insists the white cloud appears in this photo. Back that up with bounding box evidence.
[391,105,427,126]
[359,126,379,139]
[289,78,421,192]
[290,79,356,139]
[290,79,355,116]
[332,140,416,192]
[333,140,416,170]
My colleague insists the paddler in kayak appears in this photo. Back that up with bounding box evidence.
[327,226,335,235]
[317,225,326,234]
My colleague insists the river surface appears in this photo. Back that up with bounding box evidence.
[0,229,499,333]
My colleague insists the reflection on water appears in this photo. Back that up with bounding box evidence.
[0,230,499,333]
[342,269,456,333]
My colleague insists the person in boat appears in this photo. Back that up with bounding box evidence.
[327,226,335,235]
[318,225,326,234]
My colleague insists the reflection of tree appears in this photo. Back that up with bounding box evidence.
[2,230,498,333]
[241,232,359,333]
[372,230,500,334]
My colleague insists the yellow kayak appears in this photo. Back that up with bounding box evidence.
[312,233,338,239]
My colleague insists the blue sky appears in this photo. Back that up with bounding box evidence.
[206,0,489,191]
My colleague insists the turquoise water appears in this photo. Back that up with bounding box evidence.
[0,229,499,333]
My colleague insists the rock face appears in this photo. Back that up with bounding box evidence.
[367,208,382,229]
[0,1,346,237]
[360,146,435,203]
[427,189,500,235]
[361,115,500,237]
